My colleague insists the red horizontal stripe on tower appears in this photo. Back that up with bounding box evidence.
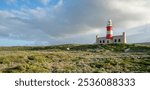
[106,34,113,39]
[107,26,112,30]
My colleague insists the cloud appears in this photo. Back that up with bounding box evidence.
[0,0,150,46]
[54,0,64,8]
[40,0,50,5]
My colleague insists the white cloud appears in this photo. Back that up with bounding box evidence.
[29,7,47,19]
[54,0,64,9]
[40,0,50,5]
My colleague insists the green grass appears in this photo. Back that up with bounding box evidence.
[0,44,150,73]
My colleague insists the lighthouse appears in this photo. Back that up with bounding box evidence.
[96,19,127,45]
[106,20,113,44]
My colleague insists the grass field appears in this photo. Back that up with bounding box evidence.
[0,44,150,73]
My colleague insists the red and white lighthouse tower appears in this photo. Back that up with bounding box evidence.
[106,20,113,43]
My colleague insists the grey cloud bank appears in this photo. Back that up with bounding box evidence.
[0,0,150,46]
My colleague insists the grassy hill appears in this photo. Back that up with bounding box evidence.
[0,44,150,73]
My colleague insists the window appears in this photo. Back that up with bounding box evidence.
[107,40,109,44]
[100,40,102,43]
[103,40,105,43]
[114,39,117,42]
[118,39,121,42]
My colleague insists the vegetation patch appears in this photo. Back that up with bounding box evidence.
[0,44,149,73]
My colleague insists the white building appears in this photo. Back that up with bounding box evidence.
[96,20,127,44]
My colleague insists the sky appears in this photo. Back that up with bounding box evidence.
[0,0,150,46]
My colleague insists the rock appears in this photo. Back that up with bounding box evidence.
[124,48,130,52]
[67,48,70,51]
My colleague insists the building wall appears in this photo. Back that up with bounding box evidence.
[113,35,125,44]
[96,36,106,44]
